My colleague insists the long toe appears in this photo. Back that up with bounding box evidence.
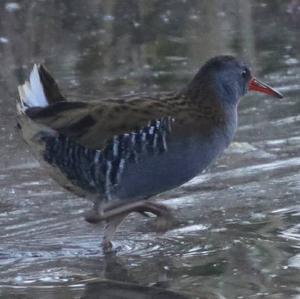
[138,202,180,232]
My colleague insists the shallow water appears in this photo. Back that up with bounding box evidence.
[0,1,300,298]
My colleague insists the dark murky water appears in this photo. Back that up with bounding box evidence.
[0,1,300,298]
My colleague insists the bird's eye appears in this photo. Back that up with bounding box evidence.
[241,69,248,78]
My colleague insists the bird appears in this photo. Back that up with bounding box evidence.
[16,55,283,252]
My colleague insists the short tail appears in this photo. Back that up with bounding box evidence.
[17,64,65,114]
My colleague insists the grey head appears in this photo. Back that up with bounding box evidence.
[185,55,283,106]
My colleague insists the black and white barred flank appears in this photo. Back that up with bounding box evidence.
[42,116,175,199]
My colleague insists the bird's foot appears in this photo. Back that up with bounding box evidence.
[101,214,127,254]
[102,240,114,254]
[137,202,179,232]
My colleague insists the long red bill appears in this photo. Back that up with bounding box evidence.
[249,78,283,98]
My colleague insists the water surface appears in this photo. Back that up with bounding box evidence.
[0,1,300,298]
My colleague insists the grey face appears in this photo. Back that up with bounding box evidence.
[210,57,252,105]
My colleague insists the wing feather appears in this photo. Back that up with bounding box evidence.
[26,93,181,150]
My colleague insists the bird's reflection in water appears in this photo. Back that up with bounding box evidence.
[103,251,137,283]
[80,252,190,299]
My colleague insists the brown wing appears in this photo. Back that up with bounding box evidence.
[25,93,186,150]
